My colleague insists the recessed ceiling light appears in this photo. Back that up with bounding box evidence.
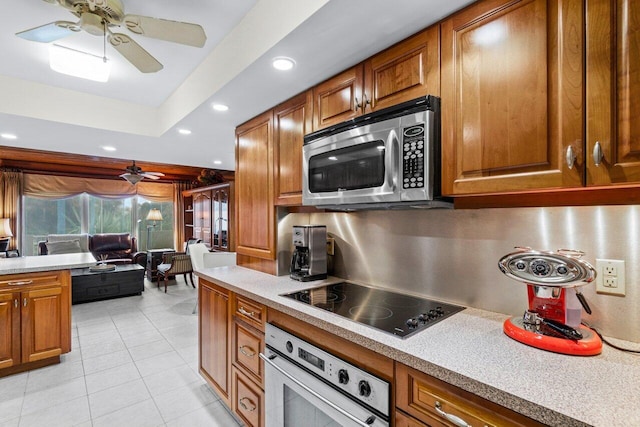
[272,56,295,71]
[101,145,116,152]
[213,160,222,165]
[1,133,17,140]
[212,104,229,112]
[178,128,192,135]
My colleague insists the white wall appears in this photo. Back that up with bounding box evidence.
[278,205,640,342]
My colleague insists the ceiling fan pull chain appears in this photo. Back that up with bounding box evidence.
[103,19,107,63]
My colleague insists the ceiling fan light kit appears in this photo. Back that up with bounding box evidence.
[119,161,165,185]
[17,0,206,74]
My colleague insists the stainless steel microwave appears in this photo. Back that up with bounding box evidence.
[302,96,451,210]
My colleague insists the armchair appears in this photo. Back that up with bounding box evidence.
[156,239,201,293]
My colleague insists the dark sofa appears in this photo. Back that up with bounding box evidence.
[38,233,146,266]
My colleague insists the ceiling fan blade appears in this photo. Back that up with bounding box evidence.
[141,173,161,180]
[16,21,79,43]
[108,33,163,73]
[124,14,206,48]
[143,172,165,176]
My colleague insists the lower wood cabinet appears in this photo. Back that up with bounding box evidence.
[396,363,544,427]
[0,270,71,376]
[199,279,265,426]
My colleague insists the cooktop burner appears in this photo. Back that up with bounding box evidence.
[282,282,465,338]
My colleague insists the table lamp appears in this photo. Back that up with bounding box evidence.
[0,218,13,252]
[146,209,163,249]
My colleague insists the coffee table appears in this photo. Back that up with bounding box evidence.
[71,263,145,304]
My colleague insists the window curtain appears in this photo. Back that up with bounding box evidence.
[173,181,192,250]
[0,169,23,251]
[23,174,173,201]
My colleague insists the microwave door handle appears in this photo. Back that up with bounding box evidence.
[390,130,399,190]
[259,353,375,427]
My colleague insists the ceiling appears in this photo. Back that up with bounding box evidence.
[0,0,475,173]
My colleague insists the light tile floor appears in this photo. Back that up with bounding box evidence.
[0,276,244,427]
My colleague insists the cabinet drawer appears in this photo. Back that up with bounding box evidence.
[232,366,264,427]
[0,271,65,290]
[395,410,434,427]
[233,295,266,331]
[396,363,544,427]
[232,320,264,386]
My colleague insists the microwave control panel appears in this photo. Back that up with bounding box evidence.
[402,124,425,189]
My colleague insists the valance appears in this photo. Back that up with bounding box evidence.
[23,174,173,202]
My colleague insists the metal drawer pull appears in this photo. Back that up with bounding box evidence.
[238,306,256,318]
[239,345,256,357]
[435,401,472,427]
[8,280,33,286]
[593,141,603,166]
[239,397,256,412]
[565,146,576,169]
[260,353,375,427]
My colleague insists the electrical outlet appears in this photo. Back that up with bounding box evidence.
[326,237,335,256]
[596,259,626,296]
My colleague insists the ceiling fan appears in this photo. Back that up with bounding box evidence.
[16,0,207,73]
[120,161,164,184]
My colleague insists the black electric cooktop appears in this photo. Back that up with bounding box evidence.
[282,282,465,338]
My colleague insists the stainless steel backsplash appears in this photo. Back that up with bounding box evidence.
[277,205,640,342]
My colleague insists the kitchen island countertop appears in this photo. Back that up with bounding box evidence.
[0,253,100,276]
[197,265,640,427]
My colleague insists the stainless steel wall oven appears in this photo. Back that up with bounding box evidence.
[260,323,390,427]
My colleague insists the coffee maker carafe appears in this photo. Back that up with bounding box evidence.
[290,225,327,282]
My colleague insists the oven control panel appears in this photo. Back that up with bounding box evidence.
[265,323,390,416]
[402,124,425,189]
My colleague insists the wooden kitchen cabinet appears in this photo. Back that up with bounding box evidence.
[235,111,276,263]
[586,0,640,185]
[232,365,264,427]
[396,363,544,427]
[273,91,313,206]
[199,278,231,405]
[441,0,584,195]
[0,270,71,376]
[193,190,212,246]
[313,26,440,131]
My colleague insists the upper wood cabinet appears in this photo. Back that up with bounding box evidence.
[441,0,584,195]
[274,91,313,206]
[313,26,440,131]
[183,183,234,251]
[235,111,276,260]
[193,190,212,246]
[364,25,440,112]
[586,0,640,185]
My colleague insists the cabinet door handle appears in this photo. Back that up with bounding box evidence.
[565,145,577,169]
[239,397,256,412]
[238,306,256,318]
[593,141,603,167]
[8,280,33,286]
[23,298,27,307]
[354,96,362,111]
[14,299,18,308]
[239,345,256,357]
[363,93,371,111]
[434,401,472,427]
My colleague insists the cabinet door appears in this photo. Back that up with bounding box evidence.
[193,192,212,246]
[364,25,440,112]
[586,0,640,185]
[274,91,313,206]
[232,366,264,427]
[236,111,276,260]
[21,286,63,363]
[199,280,230,402]
[313,66,364,130]
[441,0,584,195]
[0,292,20,369]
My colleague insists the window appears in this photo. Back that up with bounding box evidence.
[23,194,174,255]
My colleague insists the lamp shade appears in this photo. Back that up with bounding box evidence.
[146,209,163,222]
[122,173,143,185]
[0,218,13,238]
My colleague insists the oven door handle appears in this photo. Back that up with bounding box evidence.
[259,353,376,427]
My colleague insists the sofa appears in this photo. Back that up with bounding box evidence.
[38,233,146,266]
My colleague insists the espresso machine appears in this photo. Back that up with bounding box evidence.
[290,225,327,282]
[498,247,602,356]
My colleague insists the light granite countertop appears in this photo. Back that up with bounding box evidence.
[0,253,99,275]
[197,265,640,427]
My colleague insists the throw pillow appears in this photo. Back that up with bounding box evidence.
[46,240,82,255]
